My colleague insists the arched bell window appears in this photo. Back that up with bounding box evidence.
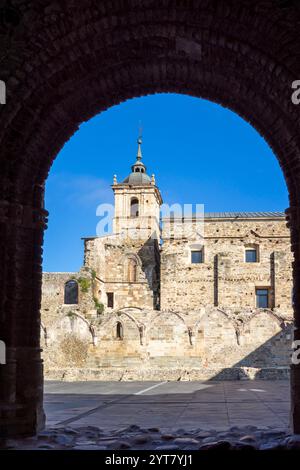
[64,280,78,304]
[130,197,139,217]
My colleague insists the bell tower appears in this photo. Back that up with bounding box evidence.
[112,136,162,240]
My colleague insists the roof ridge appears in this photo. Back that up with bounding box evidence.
[162,211,285,219]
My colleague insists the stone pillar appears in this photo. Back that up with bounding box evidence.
[286,207,300,433]
[214,254,219,306]
[270,252,276,309]
[0,196,47,437]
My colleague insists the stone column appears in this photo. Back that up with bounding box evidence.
[286,207,300,433]
[270,252,276,309]
[0,195,47,437]
[214,254,219,306]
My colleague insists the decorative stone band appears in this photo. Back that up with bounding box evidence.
[0,200,48,229]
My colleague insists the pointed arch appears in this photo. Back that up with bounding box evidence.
[151,310,187,327]
[63,312,96,345]
[128,257,138,282]
[122,253,141,283]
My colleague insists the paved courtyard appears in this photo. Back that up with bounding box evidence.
[44,380,290,432]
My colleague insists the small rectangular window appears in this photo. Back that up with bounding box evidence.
[107,292,114,308]
[256,288,269,308]
[191,250,203,264]
[246,249,257,263]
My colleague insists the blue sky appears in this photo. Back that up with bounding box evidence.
[44,93,288,272]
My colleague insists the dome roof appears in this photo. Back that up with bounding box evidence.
[123,172,151,185]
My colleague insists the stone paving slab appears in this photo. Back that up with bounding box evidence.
[44,379,290,432]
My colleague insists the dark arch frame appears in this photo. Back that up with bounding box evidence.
[0,0,300,437]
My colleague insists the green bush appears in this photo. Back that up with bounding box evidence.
[94,297,104,315]
[77,277,91,293]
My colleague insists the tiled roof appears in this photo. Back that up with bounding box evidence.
[203,212,285,219]
[162,212,285,220]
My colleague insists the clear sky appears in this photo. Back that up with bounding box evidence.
[44,93,289,272]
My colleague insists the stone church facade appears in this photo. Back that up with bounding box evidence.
[41,139,294,381]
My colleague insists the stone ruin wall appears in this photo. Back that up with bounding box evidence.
[41,304,293,381]
[161,217,293,314]
[83,235,160,310]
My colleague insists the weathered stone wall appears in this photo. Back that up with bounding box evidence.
[41,270,97,320]
[41,270,100,370]
[83,235,160,310]
[161,216,293,314]
[112,183,161,240]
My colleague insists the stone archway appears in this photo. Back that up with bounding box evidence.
[1,1,300,437]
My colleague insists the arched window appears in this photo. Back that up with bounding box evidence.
[128,257,138,282]
[130,198,139,217]
[116,321,123,340]
[64,280,78,304]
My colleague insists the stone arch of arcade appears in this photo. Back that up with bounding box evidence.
[0,0,300,437]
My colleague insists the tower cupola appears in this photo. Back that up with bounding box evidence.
[123,137,151,185]
[112,134,162,240]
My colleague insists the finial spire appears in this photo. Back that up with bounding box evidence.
[137,122,143,161]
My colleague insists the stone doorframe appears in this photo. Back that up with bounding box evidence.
[0,1,300,436]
